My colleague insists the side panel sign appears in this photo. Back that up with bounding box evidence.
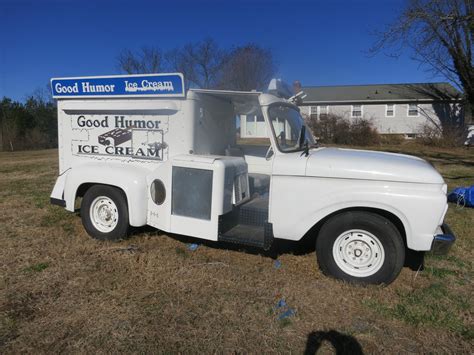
[71,115,169,160]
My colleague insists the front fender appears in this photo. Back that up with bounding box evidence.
[63,162,150,227]
[300,200,410,241]
[270,175,446,250]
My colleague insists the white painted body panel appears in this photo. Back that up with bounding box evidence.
[267,146,447,250]
[146,160,173,232]
[62,162,150,226]
[164,155,247,241]
[56,98,190,175]
[50,172,68,201]
[269,175,446,250]
[272,151,306,176]
[305,147,443,184]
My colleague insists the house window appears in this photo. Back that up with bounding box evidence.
[310,105,329,119]
[318,105,328,119]
[352,104,362,117]
[408,103,419,116]
[386,104,395,117]
[246,115,256,136]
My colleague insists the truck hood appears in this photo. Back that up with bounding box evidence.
[305,147,444,184]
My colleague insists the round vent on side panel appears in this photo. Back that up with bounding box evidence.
[150,179,166,205]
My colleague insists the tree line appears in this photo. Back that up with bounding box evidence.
[0,90,57,151]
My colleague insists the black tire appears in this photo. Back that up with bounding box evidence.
[316,211,405,285]
[81,185,130,241]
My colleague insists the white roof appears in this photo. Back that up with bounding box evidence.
[189,89,262,115]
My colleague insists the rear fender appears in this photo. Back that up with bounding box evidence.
[62,163,150,227]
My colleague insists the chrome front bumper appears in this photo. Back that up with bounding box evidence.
[431,224,456,255]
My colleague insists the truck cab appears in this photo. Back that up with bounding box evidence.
[50,73,455,285]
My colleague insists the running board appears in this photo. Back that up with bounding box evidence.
[218,222,274,250]
[218,208,273,250]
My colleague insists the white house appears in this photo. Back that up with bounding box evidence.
[241,82,463,138]
[240,114,268,138]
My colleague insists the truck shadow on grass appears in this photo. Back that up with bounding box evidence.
[132,226,425,271]
[304,330,364,355]
[132,225,314,257]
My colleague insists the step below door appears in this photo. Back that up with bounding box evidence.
[218,195,273,250]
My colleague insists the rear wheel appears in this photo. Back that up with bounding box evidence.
[316,211,405,285]
[81,185,129,241]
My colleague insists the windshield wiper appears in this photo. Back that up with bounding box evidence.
[298,125,306,148]
[300,140,309,157]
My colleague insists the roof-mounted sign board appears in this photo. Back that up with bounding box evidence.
[51,73,185,99]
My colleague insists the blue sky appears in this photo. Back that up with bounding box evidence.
[0,0,445,101]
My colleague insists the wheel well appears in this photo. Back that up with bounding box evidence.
[75,183,127,207]
[76,183,94,198]
[303,207,407,248]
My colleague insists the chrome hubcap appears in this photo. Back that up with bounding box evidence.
[332,229,385,277]
[89,196,118,233]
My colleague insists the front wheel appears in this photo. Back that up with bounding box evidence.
[316,211,405,285]
[81,185,130,241]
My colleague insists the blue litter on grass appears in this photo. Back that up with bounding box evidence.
[278,308,296,320]
[275,299,287,309]
[187,243,199,251]
[273,259,282,269]
[448,186,474,208]
[273,298,296,320]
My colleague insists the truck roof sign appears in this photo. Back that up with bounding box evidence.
[51,73,185,99]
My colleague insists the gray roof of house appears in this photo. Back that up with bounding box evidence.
[301,82,461,104]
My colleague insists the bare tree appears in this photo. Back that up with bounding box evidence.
[217,44,277,91]
[164,48,195,89]
[166,38,228,89]
[117,47,163,74]
[370,0,473,124]
[116,39,277,91]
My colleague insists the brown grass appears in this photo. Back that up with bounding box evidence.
[0,145,473,353]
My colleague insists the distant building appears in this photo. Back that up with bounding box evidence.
[241,82,463,138]
[299,82,463,137]
[240,113,269,139]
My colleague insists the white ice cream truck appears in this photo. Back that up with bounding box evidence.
[50,73,455,285]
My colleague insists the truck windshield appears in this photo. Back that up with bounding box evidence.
[268,104,315,152]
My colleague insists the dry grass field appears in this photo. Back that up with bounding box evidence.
[0,144,473,353]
